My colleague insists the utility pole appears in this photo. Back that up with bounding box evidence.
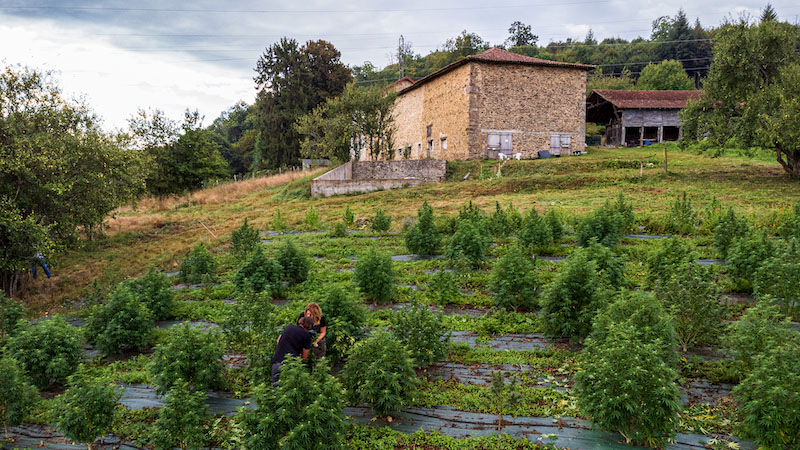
[398,35,405,79]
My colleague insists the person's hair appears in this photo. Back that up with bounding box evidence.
[299,316,314,330]
[305,302,322,326]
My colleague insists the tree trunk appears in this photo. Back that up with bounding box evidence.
[777,146,800,178]
[1,271,19,298]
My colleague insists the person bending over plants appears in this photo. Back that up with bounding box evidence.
[271,316,313,385]
[298,302,327,359]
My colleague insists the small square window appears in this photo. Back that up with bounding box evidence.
[426,125,432,138]
[441,137,448,150]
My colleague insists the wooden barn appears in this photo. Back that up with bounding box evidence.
[586,89,703,147]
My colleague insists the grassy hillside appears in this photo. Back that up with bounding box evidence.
[16,144,794,313]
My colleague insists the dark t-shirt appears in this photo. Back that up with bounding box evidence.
[272,325,311,365]
[297,313,327,335]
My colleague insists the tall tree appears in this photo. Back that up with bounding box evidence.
[443,30,490,58]
[506,21,538,47]
[636,60,696,90]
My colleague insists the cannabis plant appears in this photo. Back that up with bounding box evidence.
[231,218,260,258]
[179,242,217,284]
[150,323,224,394]
[354,248,395,304]
[489,244,539,311]
[405,202,441,255]
[85,284,153,356]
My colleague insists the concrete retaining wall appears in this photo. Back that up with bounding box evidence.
[311,160,446,197]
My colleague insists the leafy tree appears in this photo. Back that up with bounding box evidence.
[663,191,697,235]
[207,101,255,175]
[575,321,680,447]
[1,66,146,296]
[124,266,174,320]
[179,243,217,284]
[240,357,346,450]
[645,237,695,287]
[655,262,725,351]
[8,316,83,388]
[342,331,417,417]
[576,207,623,247]
[713,208,750,258]
[371,209,392,233]
[354,248,395,304]
[231,218,260,259]
[150,323,224,394]
[253,38,351,170]
[443,30,490,58]
[651,9,708,80]
[728,301,796,374]
[734,340,800,449]
[636,60,695,90]
[517,209,552,251]
[320,285,367,363]
[447,219,491,268]
[541,250,605,339]
[0,295,23,340]
[489,245,539,312]
[405,202,441,255]
[586,67,635,94]
[0,354,39,438]
[52,371,120,449]
[296,83,397,162]
[390,301,450,366]
[151,380,208,450]
[276,240,310,285]
[85,285,153,356]
[505,21,538,47]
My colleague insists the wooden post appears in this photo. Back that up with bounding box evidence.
[639,126,644,147]
[640,162,644,177]
[664,146,668,174]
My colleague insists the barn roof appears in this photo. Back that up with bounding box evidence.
[399,48,594,95]
[590,89,704,109]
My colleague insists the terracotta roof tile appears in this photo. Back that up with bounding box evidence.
[592,89,704,109]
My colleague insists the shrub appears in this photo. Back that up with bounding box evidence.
[457,200,486,225]
[240,357,346,450]
[179,243,217,284]
[231,218,260,258]
[713,208,750,258]
[540,250,605,339]
[575,207,623,247]
[8,315,83,388]
[52,371,120,447]
[728,301,796,374]
[371,209,392,233]
[85,285,153,356]
[753,246,800,318]
[271,208,287,231]
[151,380,208,450]
[330,221,347,238]
[506,203,523,232]
[426,269,460,305]
[343,205,355,227]
[488,201,512,239]
[354,248,395,304]
[655,262,725,352]
[276,240,310,285]
[342,331,417,417]
[150,323,224,394]
[303,206,321,230]
[0,294,23,340]
[390,301,450,366]
[405,202,441,255]
[582,239,626,288]
[0,354,39,437]
[645,237,695,287]
[663,191,697,235]
[701,197,725,234]
[489,371,522,431]
[609,193,635,233]
[234,247,283,294]
[779,203,800,239]
[734,340,800,449]
[544,208,564,243]
[320,285,368,363]
[575,322,680,447]
[727,232,775,283]
[223,289,279,348]
[123,266,174,320]
[489,245,539,312]
[447,220,490,268]
[517,209,552,251]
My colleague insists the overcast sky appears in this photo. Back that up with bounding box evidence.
[1,1,797,130]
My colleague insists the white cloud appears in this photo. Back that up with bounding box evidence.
[0,14,255,131]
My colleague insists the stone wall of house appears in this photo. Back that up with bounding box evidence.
[468,63,587,159]
[391,86,424,160]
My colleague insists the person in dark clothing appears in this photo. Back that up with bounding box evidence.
[271,316,313,385]
[297,302,327,359]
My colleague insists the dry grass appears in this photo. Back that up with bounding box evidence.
[126,169,325,213]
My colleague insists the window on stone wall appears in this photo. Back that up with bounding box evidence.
[488,133,501,149]
[441,136,448,150]
[403,146,412,160]
[426,139,433,158]
[426,124,432,138]
[417,143,422,157]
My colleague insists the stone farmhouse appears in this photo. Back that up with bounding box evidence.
[359,48,594,161]
[586,89,704,147]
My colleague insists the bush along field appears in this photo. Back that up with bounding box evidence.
[4,146,800,450]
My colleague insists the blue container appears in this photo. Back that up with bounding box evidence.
[644,139,651,146]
